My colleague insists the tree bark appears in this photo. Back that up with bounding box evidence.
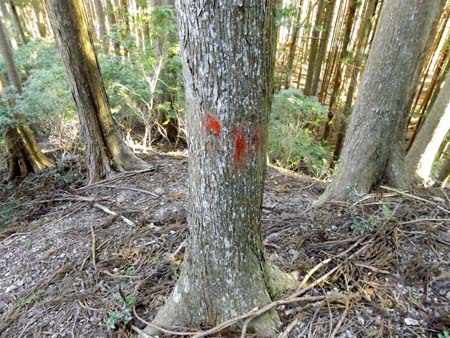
[141,1,296,336]
[45,0,149,184]
[317,0,445,204]
[406,74,450,183]
[0,18,53,180]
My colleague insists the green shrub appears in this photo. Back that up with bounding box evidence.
[269,88,331,178]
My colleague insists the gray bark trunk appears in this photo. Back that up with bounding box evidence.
[406,74,450,182]
[46,0,149,184]
[141,1,295,336]
[317,0,445,204]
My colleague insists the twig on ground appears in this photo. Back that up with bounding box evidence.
[329,297,350,338]
[277,317,299,338]
[90,224,97,270]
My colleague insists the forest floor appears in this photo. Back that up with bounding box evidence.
[0,153,449,338]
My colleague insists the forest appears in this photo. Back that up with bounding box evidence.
[0,0,449,337]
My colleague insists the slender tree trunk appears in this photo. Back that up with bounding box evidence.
[94,0,109,54]
[31,0,47,38]
[332,0,379,161]
[8,1,27,44]
[141,1,296,336]
[283,6,302,89]
[304,0,325,96]
[317,0,445,204]
[45,0,149,184]
[0,18,53,180]
[310,0,336,96]
[405,74,450,182]
[322,0,357,140]
[105,0,121,55]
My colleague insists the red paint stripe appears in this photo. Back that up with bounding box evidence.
[234,128,245,165]
[202,114,221,136]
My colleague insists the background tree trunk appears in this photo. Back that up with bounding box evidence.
[317,0,444,204]
[8,1,27,44]
[141,1,295,336]
[406,74,450,183]
[94,0,109,54]
[46,0,149,184]
[304,0,325,96]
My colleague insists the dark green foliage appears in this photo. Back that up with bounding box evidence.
[269,88,332,177]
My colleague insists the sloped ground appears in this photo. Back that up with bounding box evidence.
[0,153,449,338]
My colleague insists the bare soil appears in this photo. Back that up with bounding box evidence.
[0,153,449,338]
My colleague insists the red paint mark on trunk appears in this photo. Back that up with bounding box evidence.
[251,129,260,153]
[234,128,245,165]
[202,114,221,136]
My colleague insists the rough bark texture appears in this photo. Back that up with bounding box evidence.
[0,17,53,180]
[141,1,296,337]
[317,0,444,204]
[46,0,149,184]
[406,74,450,183]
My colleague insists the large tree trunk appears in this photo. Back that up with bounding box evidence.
[45,0,149,184]
[141,1,295,337]
[0,17,53,180]
[317,0,444,204]
[406,74,450,183]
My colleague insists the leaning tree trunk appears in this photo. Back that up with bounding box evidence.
[405,74,450,183]
[317,0,445,204]
[0,17,53,180]
[45,0,149,184]
[141,1,296,337]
